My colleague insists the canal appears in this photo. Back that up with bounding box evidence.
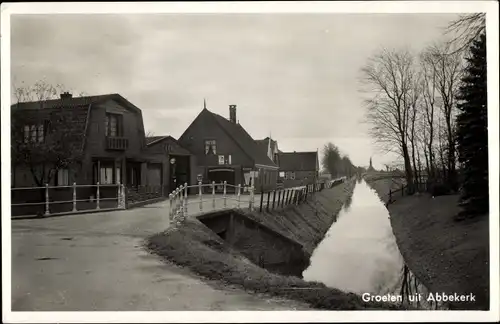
[303,179,445,309]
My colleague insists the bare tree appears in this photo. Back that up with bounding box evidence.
[11,80,86,189]
[446,13,486,54]
[361,48,418,191]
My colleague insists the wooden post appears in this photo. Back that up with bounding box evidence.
[168,193,173,223]
[121,184,126,209]
[287,190,291,205]
[223,181,227,208]
[73,182,77,212]
[248,186,253,210]
[266,191,271,212]
[212,181,216,209]
[277,190,282,208]
[96,182,100,210]
[237,184,241,208]
[198,181,203,212]
[272,190,276,209]
[45,183,50,216]
[179,185,184,218]
[116,181,121,209]
[184,182,188,217]
[259,190,264,212]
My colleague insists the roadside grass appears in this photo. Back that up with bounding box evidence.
[369,181,490,310]
[146,219,404,310]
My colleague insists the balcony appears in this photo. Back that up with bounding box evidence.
[106,136,129,150]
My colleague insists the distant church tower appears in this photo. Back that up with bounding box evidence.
[368,156,375,172]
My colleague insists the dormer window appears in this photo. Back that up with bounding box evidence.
[205,140,216,155]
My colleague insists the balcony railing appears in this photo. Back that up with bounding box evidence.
[106,136,129,150]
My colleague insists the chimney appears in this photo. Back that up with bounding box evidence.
[60,92,73,99]
[229,104,236,123]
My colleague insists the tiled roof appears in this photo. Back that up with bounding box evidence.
[278,151,318,171]
[255,137,278,154]
[11,93,142,156]
[146,136,168,146]
[207,110,277,168]
[10,93,141,112]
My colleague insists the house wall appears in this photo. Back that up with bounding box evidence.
[85,100,146,158]
[281,170,317,188]
[178,110,254,170]
[83,99,148,187]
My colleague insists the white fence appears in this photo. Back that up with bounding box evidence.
[168,178,346,225]
[11,182,126,217]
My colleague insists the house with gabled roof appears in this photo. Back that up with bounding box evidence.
[144,135,197,194]
[178,103,279,192]
[11,92,151,196]
[277,151,319,188]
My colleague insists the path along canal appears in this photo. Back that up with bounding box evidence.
[303,179,445,309]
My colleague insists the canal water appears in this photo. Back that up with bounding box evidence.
[302,179,444,309]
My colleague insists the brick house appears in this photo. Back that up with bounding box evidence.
[178,104,279,193]
[144,135,197,195]
[11,93,152,198]
[277,151,319,188]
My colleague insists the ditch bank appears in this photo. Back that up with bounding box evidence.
[366,178,489,310]
[146,180,405,310]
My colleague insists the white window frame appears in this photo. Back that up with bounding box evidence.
[218,155,225,165]
[279,171,285,178]
[205,140,217,155]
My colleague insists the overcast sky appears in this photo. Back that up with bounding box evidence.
[11,13,460,169]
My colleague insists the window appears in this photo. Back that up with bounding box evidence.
[37,124,44,143]
[218,155,225,165]
[57,169,70,186]
[30,125,37,142]
[279,171,285,178]
[205,140,217,155]
[100,166,114,184]
[23,125,30,143]
[290,172,296,180]
[105,113,123,137]
[23,123,46,143]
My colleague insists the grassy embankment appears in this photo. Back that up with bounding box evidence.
[367,178,490,310]
[147,180,404,310]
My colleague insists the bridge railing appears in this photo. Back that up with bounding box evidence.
[168,177,347,224]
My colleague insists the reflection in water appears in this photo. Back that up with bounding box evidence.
[303,180,445,309]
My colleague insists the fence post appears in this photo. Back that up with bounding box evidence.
[259,190,264,212]
[272,190,276,209]
[168,193,173,224]
[212,181,216,209]
[116,182,121,209]
[266,191,271,212]
[73,182,77,212]
[287,190,291,205]
[179,185,185,218]
[96,182,100,210]
[121,184,126,209]
[198,181,203,212]
[184,183,188,217]
[248,186,253,210]
[277,190,282,208]
[237,184,241,208]
[44,183,50,216]
[223,181,227,208]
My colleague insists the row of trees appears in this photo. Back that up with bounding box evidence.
[321,142,364,179]
[361,14,487,219]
